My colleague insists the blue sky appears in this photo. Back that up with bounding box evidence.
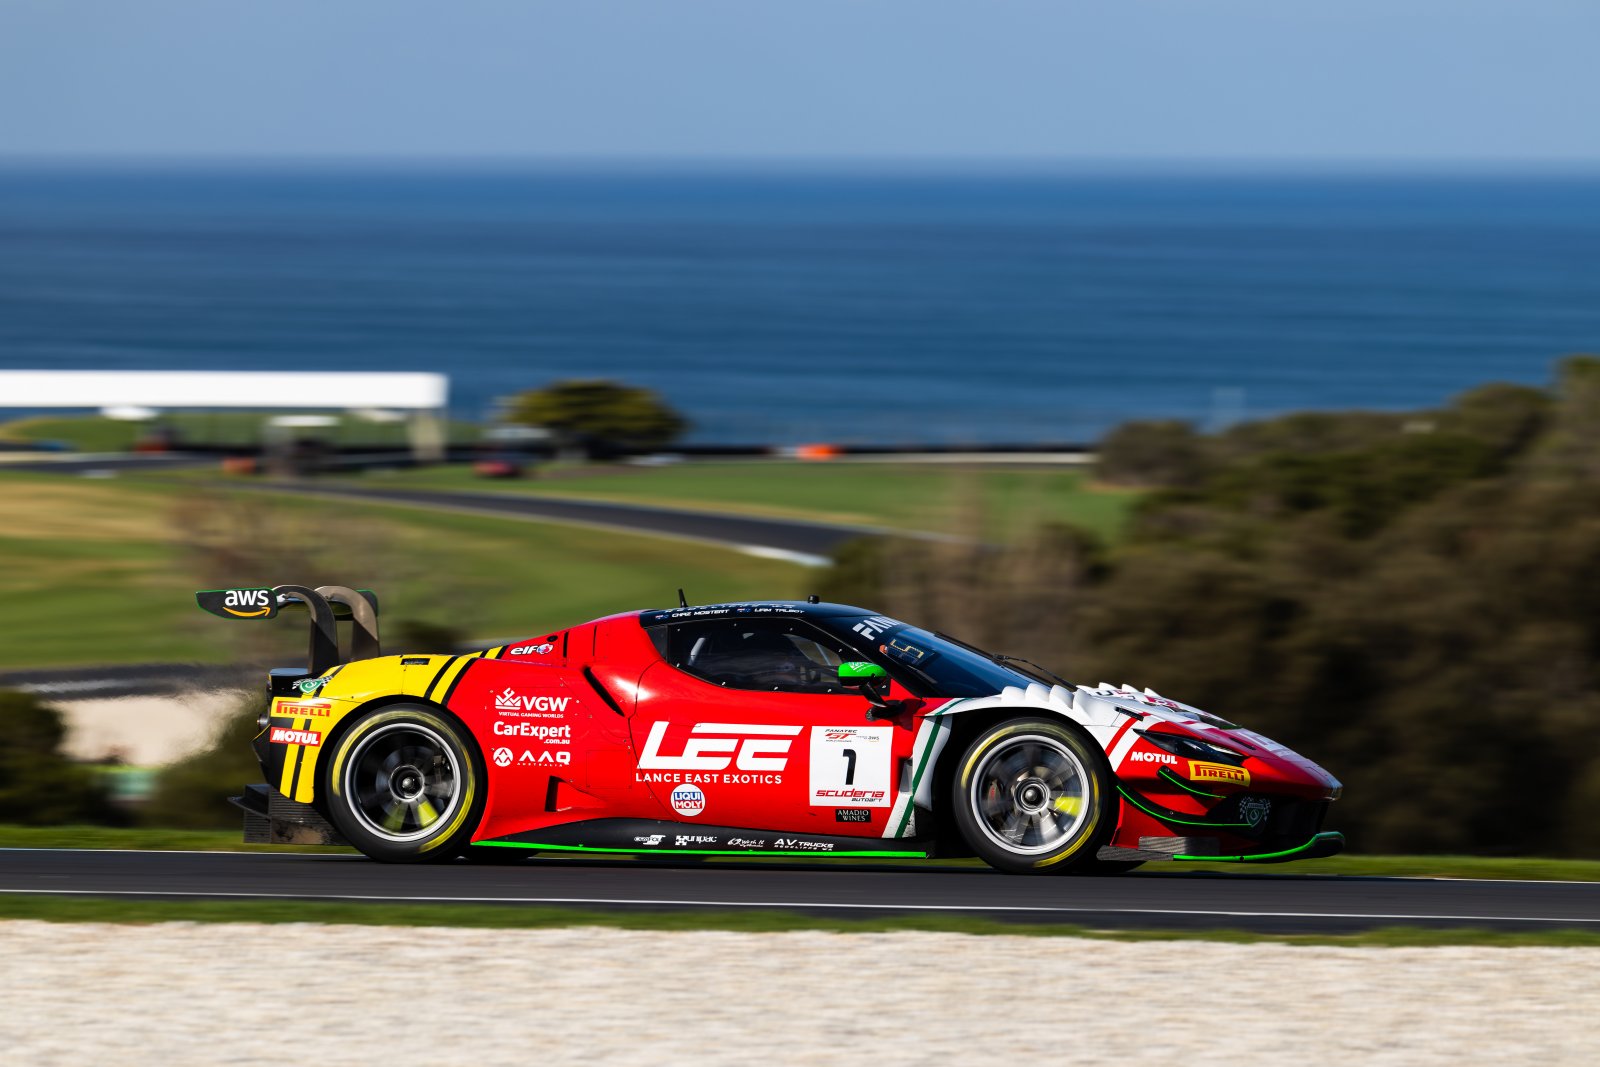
[2,0,1597,163]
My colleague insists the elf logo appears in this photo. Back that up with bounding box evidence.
[492,690,571,714]
[638,722,801,772]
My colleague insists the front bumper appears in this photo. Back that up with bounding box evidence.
[1097,830,1344,864]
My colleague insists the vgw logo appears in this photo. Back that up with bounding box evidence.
[492,690,571,714]
[638,722,801,772]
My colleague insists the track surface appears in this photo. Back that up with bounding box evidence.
[239,481,875,561]
[5,849,1599,933]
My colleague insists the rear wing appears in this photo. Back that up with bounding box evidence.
[196,585,381,677]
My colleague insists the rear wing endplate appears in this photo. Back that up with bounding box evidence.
[195,585,380,676]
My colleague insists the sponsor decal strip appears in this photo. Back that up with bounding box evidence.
[422,657,460,702]
[436,653,481,706]
[277,716,304,797]
[474,841,928,858]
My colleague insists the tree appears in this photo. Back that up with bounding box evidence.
[0,691,120,825]
[504,380,687,457]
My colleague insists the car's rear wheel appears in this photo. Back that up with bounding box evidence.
[322,704,485,863]
[950,717,1116,874]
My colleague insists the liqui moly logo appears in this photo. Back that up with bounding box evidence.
[638,722,801,772]
[492,689,571,714]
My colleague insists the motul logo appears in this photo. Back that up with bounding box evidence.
[269,727,321,746]
[638,722,801,772]
[493,690,571,713]
[1128,751,1177,765]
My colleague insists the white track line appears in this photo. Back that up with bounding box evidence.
[0,887,1596,924]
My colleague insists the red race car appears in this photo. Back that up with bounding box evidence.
[208,585,1344,874]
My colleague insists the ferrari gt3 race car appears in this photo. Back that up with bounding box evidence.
[206,585,1344,874]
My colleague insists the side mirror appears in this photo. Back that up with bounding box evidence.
[838,661,895,716]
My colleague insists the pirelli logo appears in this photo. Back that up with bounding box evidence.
[1188,760,1250,787]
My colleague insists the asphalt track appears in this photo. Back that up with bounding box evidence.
[229,480,878,563]
[4,849,1599,933]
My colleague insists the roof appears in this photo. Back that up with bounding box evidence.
[0,370,448,410]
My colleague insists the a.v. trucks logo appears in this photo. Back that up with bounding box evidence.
[195,588,277,619]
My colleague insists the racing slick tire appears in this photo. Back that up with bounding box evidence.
[950,716,1117,875]
[322,704,486,863]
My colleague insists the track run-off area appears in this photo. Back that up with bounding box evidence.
[4,848,1599,934]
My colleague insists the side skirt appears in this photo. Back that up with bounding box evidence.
[476,818,932,859]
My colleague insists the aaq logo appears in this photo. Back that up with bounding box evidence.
[670,783,706,817]
[492,747,513,768]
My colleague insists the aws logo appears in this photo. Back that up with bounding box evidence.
[195,588,278,620]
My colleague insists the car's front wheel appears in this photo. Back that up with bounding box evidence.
[950,716,1116,874]
[322,704,485,863]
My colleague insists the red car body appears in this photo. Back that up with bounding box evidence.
[238,595,1344,869]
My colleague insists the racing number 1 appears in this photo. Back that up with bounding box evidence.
[808,727,893,807]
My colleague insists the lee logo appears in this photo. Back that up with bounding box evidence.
[269,727,321,746]
[638,722,801,772]
[1188,760,1250,787]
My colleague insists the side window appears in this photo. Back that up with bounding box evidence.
[667,619,853,694]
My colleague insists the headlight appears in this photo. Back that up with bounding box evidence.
[1139,730,1247,766]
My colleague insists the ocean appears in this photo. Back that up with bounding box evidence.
[2,167,1599,445]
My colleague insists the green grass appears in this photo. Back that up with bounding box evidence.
[0,825,351,852]
[0,894,1596,946]
[0,469,803,669]
[0,413,481,452]
[351,461,1139,542]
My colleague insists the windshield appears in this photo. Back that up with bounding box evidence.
[821,616,1045,697]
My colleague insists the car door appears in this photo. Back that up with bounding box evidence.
[631,617,913,839]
